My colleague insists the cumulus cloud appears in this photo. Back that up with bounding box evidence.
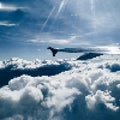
[0,57,72,87]
[0,55,120,119]
[85,90,119,111]
[116,84,120,89]
[0,74,80,119]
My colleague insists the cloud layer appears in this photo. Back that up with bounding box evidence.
[0,58,72,87]
[0,55,120,120]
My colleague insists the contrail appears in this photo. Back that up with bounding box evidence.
[56,0,68,18]
[41,7,55,31]
[56,0,65,16]
[48,0,68,30]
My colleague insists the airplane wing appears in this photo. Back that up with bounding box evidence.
[47,46,120,57]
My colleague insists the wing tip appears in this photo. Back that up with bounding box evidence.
[47,47,58,57]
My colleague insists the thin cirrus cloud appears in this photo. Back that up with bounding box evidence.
[55,0,69,17]
[0,2,26,11]
[29,34,77,45]
[0,21,17,27]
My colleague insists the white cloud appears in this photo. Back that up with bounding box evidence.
[31,39,70,45]
[0,21,17,27]
[0,74,80,119]
[57,0,65,14]
[29,34,77,45]
[116,84,120,88]
[0,2,22,11]
[0,57,72,69]
[43,87,80,112]
[0,55,120,119]
[85,90,119,111]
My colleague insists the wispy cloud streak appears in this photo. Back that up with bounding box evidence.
[0,21,17,27]
[0,2,26,11]
[0,2,16,11]
[41,7,56,31]
[55,0,68,18]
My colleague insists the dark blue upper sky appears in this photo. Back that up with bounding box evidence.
[0,0,120,60]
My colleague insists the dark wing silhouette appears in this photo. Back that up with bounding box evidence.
[47,47,58,56]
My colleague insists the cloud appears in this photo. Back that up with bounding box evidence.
[116,84,120,89]
[29,34,77,45]
[0,55,120,119]
[0,74,80,119]
[0,21,17,27]
[57,0,65,15]
[85,90,119,111]
[55,0,69,18]
[41,7,56,31]
[0,58,72,87]
[0,2,24,11]
[30,38,70,45]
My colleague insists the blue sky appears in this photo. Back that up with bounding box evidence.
[0,0,120,60]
